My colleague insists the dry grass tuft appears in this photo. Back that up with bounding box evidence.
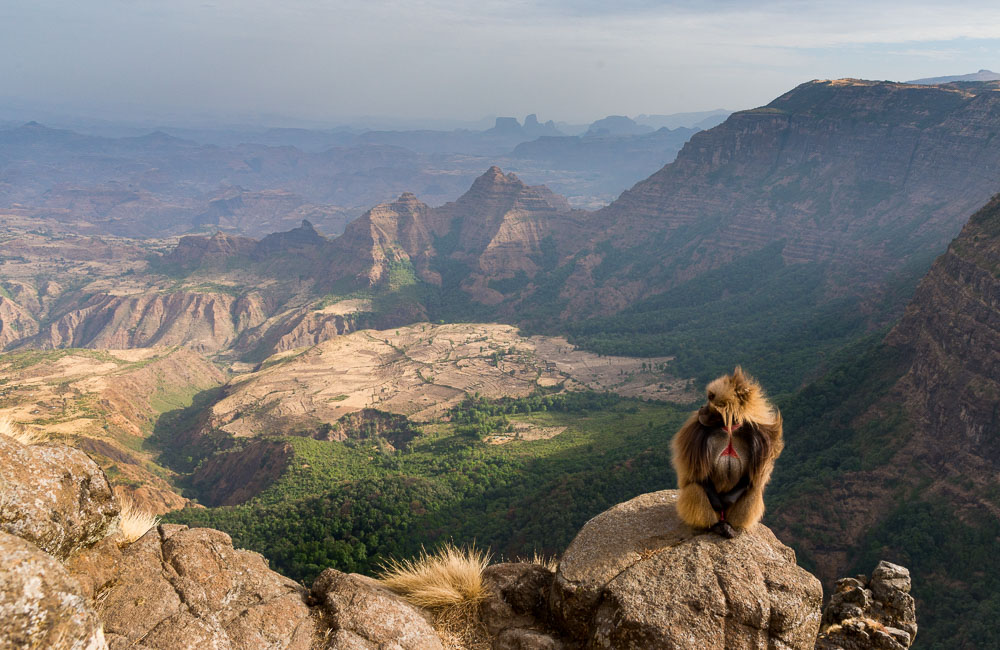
[0,416,43,445]
[379,543,491,610]
[379,543,492,647]
[115,490,160,545]
[520,550,558,572]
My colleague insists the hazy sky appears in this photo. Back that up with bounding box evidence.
[2,0,999,126]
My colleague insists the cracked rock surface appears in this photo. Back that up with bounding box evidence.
[67,524,318,649]
[816,561,917,650]
[310,569,444,649]
[0,435,118,560]
[0,531,107,650]
[549,489,823,649]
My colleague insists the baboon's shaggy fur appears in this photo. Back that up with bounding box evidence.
[672,366,783,530]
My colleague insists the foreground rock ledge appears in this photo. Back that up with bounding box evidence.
[549,489,823,649]
[0,531,107,650]
[0,435,118,560]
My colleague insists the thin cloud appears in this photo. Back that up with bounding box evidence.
[0,0,997,123]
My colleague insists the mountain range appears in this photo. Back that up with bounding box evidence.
[3,75,1000,647]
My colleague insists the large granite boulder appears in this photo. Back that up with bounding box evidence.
[66,524,318,649]
[0,531,107,650]
[0,435,118,559]
[310,569,444,649]
[816,561,917,650]
[549,489,823,649]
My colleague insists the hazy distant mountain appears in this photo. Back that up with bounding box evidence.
[585,115,653,136]
[510,126,697,201]
[0,115,702,235]
[634,109,731,130]
[907,69,1000,84]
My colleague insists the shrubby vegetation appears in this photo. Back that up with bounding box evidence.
[768,336,1000,649]
[562,243,869,393]
[165,393,687,584]
[855,499,1000,649]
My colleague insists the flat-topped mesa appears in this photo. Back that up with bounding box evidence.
[164,231,257,268]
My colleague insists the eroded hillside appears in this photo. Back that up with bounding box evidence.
[0,347,224,511]
[770,193,1000,647]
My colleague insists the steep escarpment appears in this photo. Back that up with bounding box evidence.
[533,79,1000,387]
[770,193,1000,647]
[26,290,268,353]
[591,80,1000,285]
[0,347,226,512]
[885,194,1000,450]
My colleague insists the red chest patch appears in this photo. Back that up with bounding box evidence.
[721,440,739,458]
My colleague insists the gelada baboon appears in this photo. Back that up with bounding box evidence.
[671,366,783,537]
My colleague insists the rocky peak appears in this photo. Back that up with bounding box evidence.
[454,166,570,215]
[254,217,327,257]
[547,489,823,647]
[465,165,525,195]
[395,191,422,206]
[325,190,437,287]
[817,561,917,649]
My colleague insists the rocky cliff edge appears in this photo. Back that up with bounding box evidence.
[0,434,915,649]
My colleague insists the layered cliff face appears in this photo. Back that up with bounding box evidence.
[321,166,578,302]
[770,193,1000,646]
[28,291,268,353]
[325,191,437,286]
[555,79,1000,316]
[885,195,1000,451]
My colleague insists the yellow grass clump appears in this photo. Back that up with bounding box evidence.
[378,543,491,611]
[379,543,492,648]
[520,550,559,572]
[115,490,160,545]
[0,416,43,446]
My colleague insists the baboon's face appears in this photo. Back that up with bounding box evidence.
[699,404,751,489]
[706,427,750,488]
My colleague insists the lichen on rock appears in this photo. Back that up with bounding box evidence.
[0,531,107,650]
[0,435,118,560]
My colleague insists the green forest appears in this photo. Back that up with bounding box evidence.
[165,393,689,584]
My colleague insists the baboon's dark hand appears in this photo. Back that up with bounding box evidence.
[710,521,737,539]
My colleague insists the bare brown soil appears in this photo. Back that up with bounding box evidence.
[208,322,695,437]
